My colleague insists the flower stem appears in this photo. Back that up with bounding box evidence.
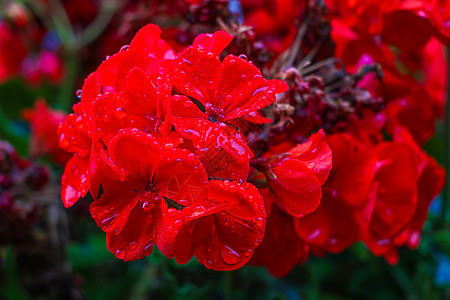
[441,45,450,225]
[58,50,78,111]
[224,271,233,300]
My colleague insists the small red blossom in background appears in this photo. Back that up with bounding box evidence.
[0,22,26,83]
[22,99,71,165]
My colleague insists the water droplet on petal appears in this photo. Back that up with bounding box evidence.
[255,217,264,228]
[220,245,241,265]
[115,249,126,259]
[76,89,82,99]
[114,107,127,119]
[72,165,79,175]
[120,45,129,52]
[238,54,247,61]
[129,241,137,249]
[179,199,189,206]
[243,250,252,257]
[167,207,177,218]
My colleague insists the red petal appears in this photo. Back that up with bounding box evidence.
[195,144,250,182]
[217,55,288,120]
[170,180,266,270]
[170,95,251,180]
[250,205,309,277]
[170,94,208,120]
[294,194,358,253]
[381,10,432,52]
[154,148,208,205]
[270,159,322,217]
[192,31,234,56]
[173,46,221,106]
[408,157,445,235]
[61,154,91,207]
[124,67,158,114]
[288,129,332,185]
[195,210,264,270]
[239,111,273,124]
[96,51,154,92]
[207,180,265,221]
[90,93,151,145]
[370,142,419,237]
[108,129,161,180]
[89,180,140,235]
[106,203,157,261]
[129,23,175,59]
[58,113,91,156]
[80,72,101,117]
[324,133,376,206]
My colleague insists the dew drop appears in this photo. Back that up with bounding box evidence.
[243,250,252,257]
[179,199,189,206]
[114,107,127,119]
[71,165,79,175]
[191,206,205,217]
[142,201,154,212]
[167,207,177,218]
[129,241,137,250]
[255,217,264,228]
[220,245,241,265]
[75,89,82,99]
[238,54,248,61]
[115,249,126,259]
[120,45,129,52]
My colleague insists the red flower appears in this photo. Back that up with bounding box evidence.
[263,130,332,217]
[166,180,266,270]
[0,22,26,83]
[22,51,65,85]
[170,32,287,180]
[359,129,445,264]
[59,24,280,270]
[58,104,93,208]
[89,128,266,269]
[241,0,305,55]
[328,0,449,145]
[22,99,71,165]
[90,129,208,261]
[294,133,376,253]
[58,24,175,207]
[393,155,445,250]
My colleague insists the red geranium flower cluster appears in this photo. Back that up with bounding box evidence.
[300,128,445,266]
[57,2,447,275]
[247,104,445,277]
[326,0,449,145]
[58,23,296,270]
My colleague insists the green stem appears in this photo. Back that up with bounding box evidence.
[80,0,121,48]
[224,271,233,300]
[441,45,450,225]
[57,50,79,111]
